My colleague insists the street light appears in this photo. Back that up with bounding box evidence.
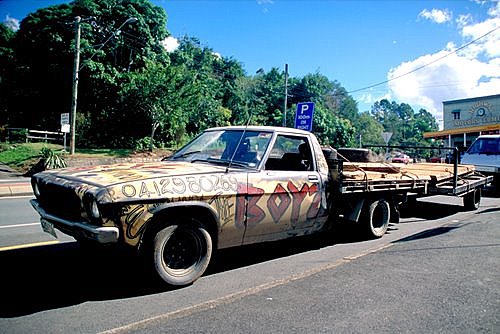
[69,16,137,154]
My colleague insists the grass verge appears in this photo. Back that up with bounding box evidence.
[0,142,171,174]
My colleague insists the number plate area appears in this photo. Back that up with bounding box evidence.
[41,218,58,238]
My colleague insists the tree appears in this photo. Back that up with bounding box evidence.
[370,99,439,158]
[120,60,197,149]
[0,23,16,129]
[168,36,244,139]
[289,73,356,147]
[7,0,170,147]
[356,112,384,147]
[9,3,74,130]
[312,104,355,147]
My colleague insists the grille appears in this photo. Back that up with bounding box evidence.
[38,182,84,221]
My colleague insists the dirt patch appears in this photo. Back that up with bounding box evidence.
[20,149,175,176]
[66,149,173,167]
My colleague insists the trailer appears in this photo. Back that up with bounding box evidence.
[325,147,493,237]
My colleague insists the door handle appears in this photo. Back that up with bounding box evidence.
[308,175,319,182]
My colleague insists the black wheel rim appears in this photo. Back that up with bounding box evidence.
[163,228,203,271]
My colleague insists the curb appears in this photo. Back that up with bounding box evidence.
[0,182,33,197]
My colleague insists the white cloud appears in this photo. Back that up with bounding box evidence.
[160,36,179,52]
[387,3,500,122]
[3,15,20,31]
[456,13,473,27]
[257,0,274,13]
[419,8,452,24]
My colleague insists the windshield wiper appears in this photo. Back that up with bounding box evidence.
[207,158,249,168]
[171,150,202,160]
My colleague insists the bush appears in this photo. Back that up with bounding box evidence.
[134,137,156,151]
[25,147,68,176]
[39,147,67,169]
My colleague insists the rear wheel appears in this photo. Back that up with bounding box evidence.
[153,221,212,286]
[463,188,481,211]
[363,199,390,238]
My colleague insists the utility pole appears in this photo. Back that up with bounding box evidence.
[68,16,136,155]
[282,63,288,127]
[69,16,81,155]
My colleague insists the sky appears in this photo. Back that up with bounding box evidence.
[1,0,499,127]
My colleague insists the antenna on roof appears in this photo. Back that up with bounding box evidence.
[226,111,253,172]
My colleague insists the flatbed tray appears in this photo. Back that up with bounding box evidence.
[338,162,481,194]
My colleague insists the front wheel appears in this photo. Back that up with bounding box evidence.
[153,222,212,286]
[363,198,390,238]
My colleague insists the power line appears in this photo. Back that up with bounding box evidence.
[347,25,500,94]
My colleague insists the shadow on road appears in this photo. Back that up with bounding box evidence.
[0,226,365,318]
[0,200,470,318]
[399,199,463,221]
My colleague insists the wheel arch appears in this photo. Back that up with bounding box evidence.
[138,202,220,254]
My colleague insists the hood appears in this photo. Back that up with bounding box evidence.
[40,161,229,188]
[462,153,500,168]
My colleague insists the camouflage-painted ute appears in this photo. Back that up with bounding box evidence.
[31,126,331,249]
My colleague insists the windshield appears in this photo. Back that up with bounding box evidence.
[466,137,500,155]
[170,129,273,168]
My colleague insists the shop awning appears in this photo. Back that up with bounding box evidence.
[423,124,500,139]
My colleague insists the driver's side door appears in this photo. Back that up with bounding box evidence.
[242,134,324,244]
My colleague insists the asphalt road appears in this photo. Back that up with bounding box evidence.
[0,194,499,333]
[0,196,74,249]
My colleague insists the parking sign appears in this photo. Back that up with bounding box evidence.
[294,102,315,132]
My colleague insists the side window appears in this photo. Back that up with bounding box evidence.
[264,135,313,171]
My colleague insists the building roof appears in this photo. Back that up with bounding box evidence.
[423,123,500,139]
[443,94,500,105]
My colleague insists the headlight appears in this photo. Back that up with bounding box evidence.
[32,180,41,197]
[90,200,100,219]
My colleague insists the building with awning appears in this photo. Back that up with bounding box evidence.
[423,94,500,151]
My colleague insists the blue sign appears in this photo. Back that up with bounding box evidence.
[294,102,315,131]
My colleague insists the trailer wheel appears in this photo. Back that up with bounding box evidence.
[153,222,212,286]
[463,188,481,211]
[363,199,390,238]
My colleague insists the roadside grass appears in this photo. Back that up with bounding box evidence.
[0,142,135,172]
[0,143,64,170]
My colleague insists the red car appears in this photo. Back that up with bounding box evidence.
[392,153,411,164]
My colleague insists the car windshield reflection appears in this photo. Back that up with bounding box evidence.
[170,129,273,168]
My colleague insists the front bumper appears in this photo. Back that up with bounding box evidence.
[30,199,119,243]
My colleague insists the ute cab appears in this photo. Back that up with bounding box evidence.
[461,135,500,188]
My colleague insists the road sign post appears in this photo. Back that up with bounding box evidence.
[61,113,70,151]
[294,102,315,132]
[382,132,393,154]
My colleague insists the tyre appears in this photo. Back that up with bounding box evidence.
[153,222,212,286]
[363,198,390,238]
[463,188,481,211]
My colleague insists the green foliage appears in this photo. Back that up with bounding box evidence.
[38,147,67,169]
[356,112,384,146]
[3,128,28,143]
[312,105,355,147]
[134,136,157,151]
[0,0,439,157]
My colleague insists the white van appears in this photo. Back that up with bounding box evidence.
[461,134,500,187]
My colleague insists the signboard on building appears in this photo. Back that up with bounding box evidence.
[443,94,500,131]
